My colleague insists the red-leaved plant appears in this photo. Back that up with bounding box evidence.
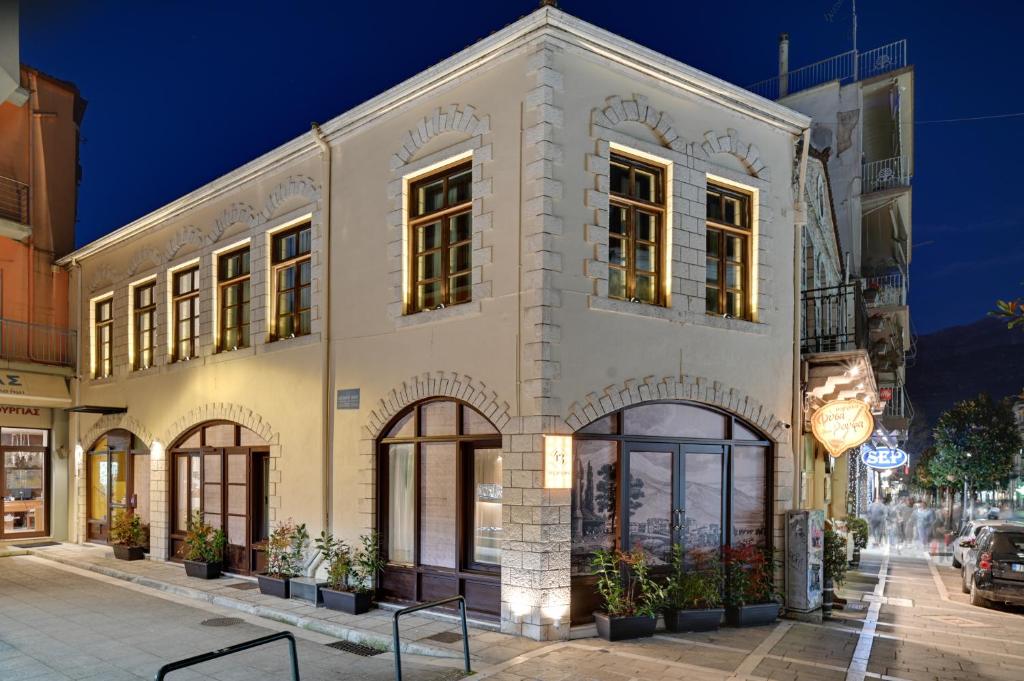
[722,543,777,607]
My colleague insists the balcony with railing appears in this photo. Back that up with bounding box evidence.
[863,156,910,193]
[879,382,913,434]
[0,318,76,367]
[801,282,868,355]
[0,175,30,226]
[746,39,907,101]
[862,271,907,308]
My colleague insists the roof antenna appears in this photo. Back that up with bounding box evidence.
[825,0,859,79]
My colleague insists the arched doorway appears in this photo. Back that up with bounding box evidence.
[570,401,772,624]
[169,421,270,574]
[86,430,150,543]
[377,398,503,618]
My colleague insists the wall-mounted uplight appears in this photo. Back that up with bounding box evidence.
[543,435,572,489]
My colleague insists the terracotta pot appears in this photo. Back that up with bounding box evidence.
[593,612,657,641]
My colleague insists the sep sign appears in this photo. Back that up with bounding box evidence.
[861,447,908,470]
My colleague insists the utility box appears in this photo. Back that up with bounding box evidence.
[786,509,824,613]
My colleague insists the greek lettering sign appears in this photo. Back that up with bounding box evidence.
[861,446,908,470]
[810,399,874,457]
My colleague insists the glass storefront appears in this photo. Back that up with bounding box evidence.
[1,428,49,538]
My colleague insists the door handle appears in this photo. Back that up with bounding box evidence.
[672,508,683,530]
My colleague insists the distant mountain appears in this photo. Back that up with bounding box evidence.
[907,317,1024,454]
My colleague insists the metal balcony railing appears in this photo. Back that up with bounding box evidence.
[0,175,30,226]
[0,318,76,367]
[801,282,867,354]
[862,271,907,307]
[746,39,907,100]
[881,382,914,422]
[863,156,910,193]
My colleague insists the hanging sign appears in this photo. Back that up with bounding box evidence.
[810,399,874,457]
[861,446,908,470]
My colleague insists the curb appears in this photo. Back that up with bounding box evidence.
[28,550,464,660]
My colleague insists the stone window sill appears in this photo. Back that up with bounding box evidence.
[588,296,769,335]
[258,333,320,354]
[395,300,482,329]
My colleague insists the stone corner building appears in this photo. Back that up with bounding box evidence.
[57,6,810,640]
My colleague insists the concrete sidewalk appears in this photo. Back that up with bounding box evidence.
[14,542,542,666]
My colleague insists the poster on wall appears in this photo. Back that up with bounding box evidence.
[810,399,874,457]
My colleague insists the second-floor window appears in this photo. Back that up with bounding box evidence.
[272,224,311,339]
[609,154,665,305]
[218,247,250,351]
[94,299,113,378]
[133,283,156,370]
[706,183,752,319]
[172,267,200,360]
[408,162,472,312]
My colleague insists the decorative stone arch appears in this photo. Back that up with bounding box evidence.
[564,374,790,444]
[81,414,156,451]
[125,247,165,278]
[390,104,491,169]
[164,224,205,261]
[162,402,279,446]
[208,202,258,244]
[260,175,319,223]
[699,128,770,181]
[591,94,693,153]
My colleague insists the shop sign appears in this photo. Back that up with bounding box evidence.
[810,399,874,457]
[861,446,908,470]
[543,435,572,489]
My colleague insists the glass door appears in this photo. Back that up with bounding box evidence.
[680,444,725,558]
[622,442,680,566]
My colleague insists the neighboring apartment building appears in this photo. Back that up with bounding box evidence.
[0,5,84,545]
[58,6,811,639]
[748,33,915,515]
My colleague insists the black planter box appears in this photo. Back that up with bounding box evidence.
[593,612,657,641]
[663,607,724,632]
[321,587,373,615]
[289,577,327,606]
[257,573,290,598]
[184,560,222,579]
[112,545,145,561]
[726,602,779,627]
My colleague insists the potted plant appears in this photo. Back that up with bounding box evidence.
[591,548,664,641]
[257,520,308,598]
[663,545,724,632]
[317,531,385,614]
[848,517,868,567]
[109,509,147,561]
[822,524,849,617]
[181,510,227,579]
[723,543,779,627]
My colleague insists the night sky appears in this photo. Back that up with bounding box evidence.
[19,1,1024,334]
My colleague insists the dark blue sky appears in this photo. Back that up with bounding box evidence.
[20,1,1024,333]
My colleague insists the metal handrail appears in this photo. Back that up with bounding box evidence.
[0,317,76,367]
[0,175,29,225]
[863,156,910,193]
[392,595,470,681]
[800,281,867,354]
[154,631,300,680]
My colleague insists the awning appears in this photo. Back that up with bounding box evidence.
[0,371,71,407]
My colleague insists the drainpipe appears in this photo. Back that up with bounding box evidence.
[311,123,333,538]
[71,257,82,542]
[792,127,811,513]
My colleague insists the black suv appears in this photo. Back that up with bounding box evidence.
[960,524,1024,608]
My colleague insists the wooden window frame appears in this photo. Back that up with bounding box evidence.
[94,298,113,378]
[133,283,156,370]
[406,161,473,314]
[705,183,753,320]
[271,224,312,340]
[217,246,251,352]
[608,153,666,306]
[172,267,200,361]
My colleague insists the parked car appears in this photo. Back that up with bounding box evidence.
[952,520,1011,568]
[959,525,1024,608]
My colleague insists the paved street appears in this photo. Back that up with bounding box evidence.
[3,548,1024,681]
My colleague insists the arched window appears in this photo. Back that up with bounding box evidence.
[570,401,771,624]
[377,398,501,617]
[169,422,268,574]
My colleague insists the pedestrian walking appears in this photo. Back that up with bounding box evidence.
[867,496,887,547]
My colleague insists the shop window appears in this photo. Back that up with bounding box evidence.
[706,183,752,319]
[1,428,48,538]
[272,224,311,339]
[172,267,200,361]
[133,283,156,370]
[408,163,473,312]
[608,153,665,305]
[218,246,250,351]
[94,298,113,378]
